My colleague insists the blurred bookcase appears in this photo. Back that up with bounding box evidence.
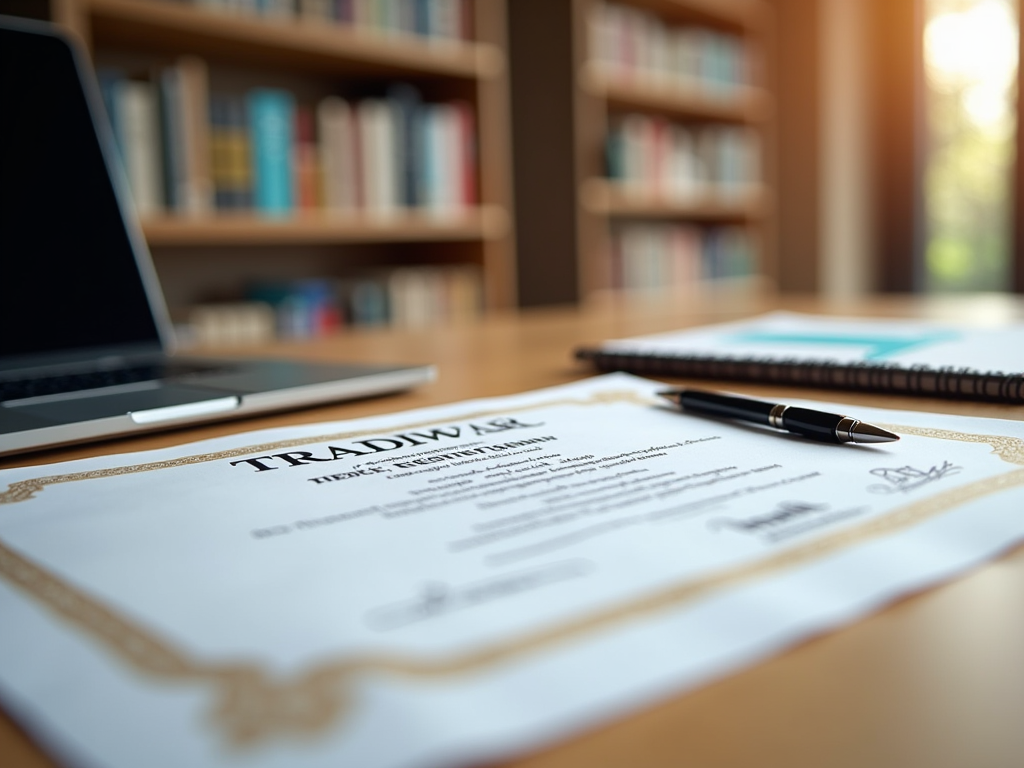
[510,0,774,306]
[52,0,515,343]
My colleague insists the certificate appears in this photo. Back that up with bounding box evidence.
[3,373,1024,768]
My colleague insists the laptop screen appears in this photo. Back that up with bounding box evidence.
[0,21,162,364]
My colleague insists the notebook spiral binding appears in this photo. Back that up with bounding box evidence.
[575,349,1024,403]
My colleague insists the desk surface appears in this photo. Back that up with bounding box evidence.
[4,294,1024,767]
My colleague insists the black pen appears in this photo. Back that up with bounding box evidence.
[658,388,899,445]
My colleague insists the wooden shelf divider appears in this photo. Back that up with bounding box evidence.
[581,179,768,221]
[580,64,771,123]
[140,207,510,247]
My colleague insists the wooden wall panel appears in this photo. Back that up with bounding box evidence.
[766,0,821,293]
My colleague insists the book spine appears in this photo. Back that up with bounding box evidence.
[118,79,166,216]
[345,277,390,326]
[177,56,214,215]
[388,83,423,208]
[357,99,397,217]
[227,96,253,209]
[452,100,476,207]
[210,95,231,210]
[414,0,430,36]
[418,104,438,211]
[159,67,184,211]
[248,88,296,215]
[294,104,320,210]
[438,104,458,212]
[317,96,355,212]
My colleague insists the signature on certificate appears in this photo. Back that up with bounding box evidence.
[364,560,592,631]
[868,461,961,494]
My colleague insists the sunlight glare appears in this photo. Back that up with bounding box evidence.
[924,0,1017,127]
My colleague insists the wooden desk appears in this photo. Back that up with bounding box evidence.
[4,294,1024,768]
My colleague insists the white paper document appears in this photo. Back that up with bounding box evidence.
[3,373,1024,768]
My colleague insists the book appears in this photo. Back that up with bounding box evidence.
[317,96,357,212]
[294,104,320,210]
[248,87,295,215]
[177,56,214,214]
[452,100,476,206]
[357,98,397,217]
[344,276,390,326]
[116,79,165,216]
[575,312,1024,402]
[158,66,184,211]
[158,57,214,215]
[388,83,423,208]
[209,94,251,209]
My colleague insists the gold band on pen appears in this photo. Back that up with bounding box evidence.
[768,403,788,429]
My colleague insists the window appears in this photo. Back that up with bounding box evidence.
[922,0,1018,291]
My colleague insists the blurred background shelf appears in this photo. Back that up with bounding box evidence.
[140,207,510,246]
[508,0,774,306]
[51,0,516,334]
[80,0,502,78]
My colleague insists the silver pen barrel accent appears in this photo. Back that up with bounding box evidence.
[839,420,900,444]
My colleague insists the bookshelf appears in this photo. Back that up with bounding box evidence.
[509,0,773,306]
[51,0,515,340]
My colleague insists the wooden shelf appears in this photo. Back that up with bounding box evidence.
[140,207,510,246]
[85,0,503,79]
[581,64,770,123]
[581,179,767,221]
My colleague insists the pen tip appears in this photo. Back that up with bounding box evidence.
[849,422,900,444]
[657,389,682,402]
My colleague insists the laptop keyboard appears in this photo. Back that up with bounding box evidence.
[0,362,226,403]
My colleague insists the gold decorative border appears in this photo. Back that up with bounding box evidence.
[1,394,1022,747]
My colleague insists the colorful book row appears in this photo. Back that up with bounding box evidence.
[186,266,482,346]
[190,0,473,42]
[606,115,760,201]
[589,2,753,95]
[99,57,478,218]
[610,223,755,292]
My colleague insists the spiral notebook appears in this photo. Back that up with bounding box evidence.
[575,312,1024,402]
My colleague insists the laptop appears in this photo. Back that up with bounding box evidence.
[0,16,435,457]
